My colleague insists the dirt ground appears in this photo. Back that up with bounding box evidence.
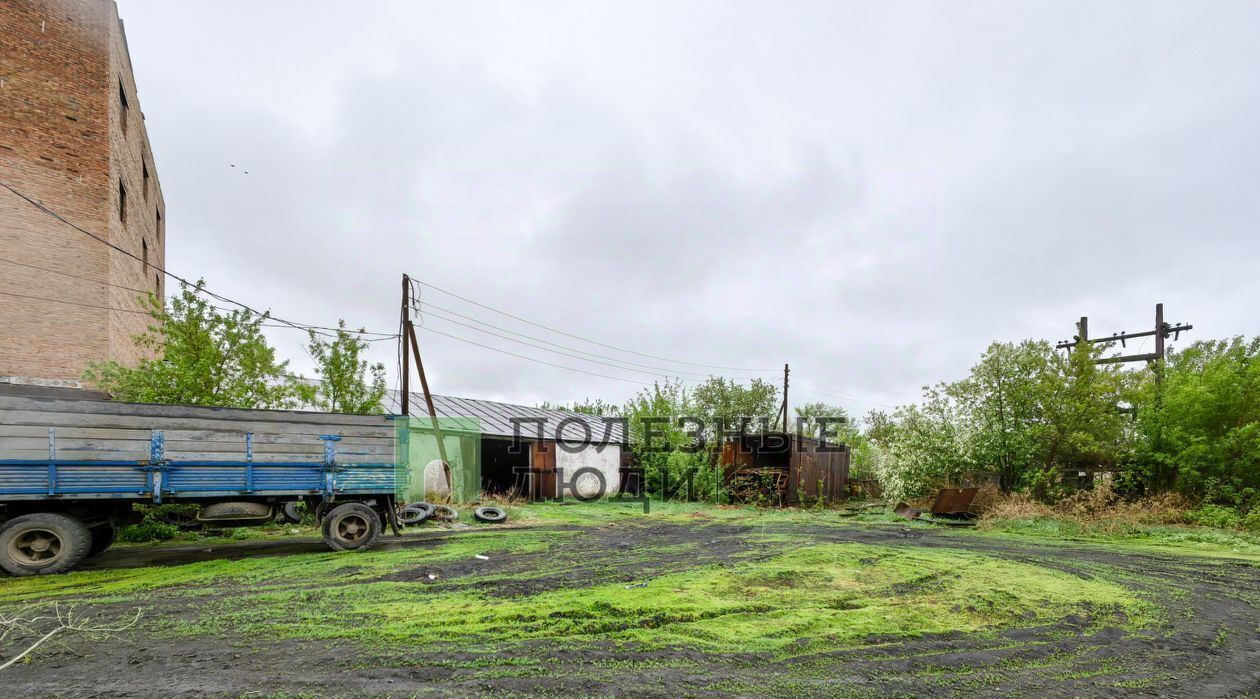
[5,519,1260,698]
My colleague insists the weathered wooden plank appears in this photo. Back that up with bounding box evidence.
[163,440,392,456]
[0,437,150,454]
[0,449,149,461]
[159,430,396,445]
[0,449,389,464]
[0,432,394,459]
[0,395,398,426]
[0,409,398,438]
[0,426,152,441]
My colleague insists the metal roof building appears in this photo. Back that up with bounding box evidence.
[382,391,627,501]
[382,391,626,444]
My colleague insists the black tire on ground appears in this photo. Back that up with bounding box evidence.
[0,513,93,576]
[432,505,458,522]
[321,503,382,552]
[398,506,430,526]
[473,507,508,524]
[413,502,436,518]
[280,501,303,524]
[86,523,116,558]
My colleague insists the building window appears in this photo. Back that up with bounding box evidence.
[156,273,161,295]
[118,80,128,134]
[142,239,148,270]
[142,161,150,200]
[156,209,162,241]
[118,180,127,223]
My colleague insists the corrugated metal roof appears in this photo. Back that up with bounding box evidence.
[382,391,626,444]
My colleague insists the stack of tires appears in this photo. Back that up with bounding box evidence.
[396,503,507,526]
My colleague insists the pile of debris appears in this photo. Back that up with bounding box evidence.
[894,487,979,527]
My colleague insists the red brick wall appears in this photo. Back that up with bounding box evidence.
[0,0,165,383]
[106,1,164,369]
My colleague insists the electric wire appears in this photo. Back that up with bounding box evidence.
[0,255,159,297]
[412,277,780,373]
[415,325,655,385]
[419,304,738,380]
[0,181,394,339]
[0,289,398,341]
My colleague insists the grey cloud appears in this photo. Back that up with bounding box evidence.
[119,0,1260,413]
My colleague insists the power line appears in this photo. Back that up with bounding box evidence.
[794,378,896,405]
[0,289,157,316]
[415,325,654,385]
[413,277,780,373]
[419,302,755,380]
[0,181,394,340]
[0,256,158,297]
[792,385,898,410]
[414,279,900,405]
[0,289,398,342]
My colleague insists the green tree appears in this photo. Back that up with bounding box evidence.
[948,341,1052,492]
[83,282,302,409]
[622,379,711,500]
[537,398,622,416]
[303,321,387,414]
[793,401,850,438]
[867,384,974,502]
[1029,341,1127,498]
[690,377,780,446]
[1135,336,1260,508]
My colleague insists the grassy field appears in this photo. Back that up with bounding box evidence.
[2,501,1258,697]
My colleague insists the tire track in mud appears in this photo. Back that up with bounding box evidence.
[7,521,1260,698]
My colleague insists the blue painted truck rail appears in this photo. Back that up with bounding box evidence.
[0,427,398,503]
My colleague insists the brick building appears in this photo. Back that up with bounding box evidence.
[0,0,165,386]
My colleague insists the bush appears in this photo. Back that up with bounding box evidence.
[1242,510,1260,532]
[117,519,179,543]
[116,503,198,543]
[1185,504,1243,529]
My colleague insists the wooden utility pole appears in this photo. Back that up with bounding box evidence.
[399,274,452,498]
[1056,303,1192,489]
[401,276,411,416]
[777,363,790,431]
[1056,303,1192,367]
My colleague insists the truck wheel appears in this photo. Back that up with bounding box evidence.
[321,503,381,551]
[0,513,92,576]
[87,523,117,558]
[280,501,303,524]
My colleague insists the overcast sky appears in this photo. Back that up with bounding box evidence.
[118,0,1260,415]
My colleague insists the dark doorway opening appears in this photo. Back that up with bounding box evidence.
[481,438,530,496]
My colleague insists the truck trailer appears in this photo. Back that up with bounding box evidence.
[0,391,405,576]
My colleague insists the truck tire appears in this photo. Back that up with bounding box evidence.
[398,505,429,526]
[321,503,381,551]
[87,523,117,558]
[0,513,93,576]
[473,507,507,524]
[280,501,303,524]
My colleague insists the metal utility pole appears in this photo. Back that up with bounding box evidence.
[1056,303,1192,368]
[399,274,452,497]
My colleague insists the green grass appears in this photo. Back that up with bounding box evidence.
[0,528,578,604]
[4,498,1223,697]
[971,516,1260,562]
[5,532,1155,660]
